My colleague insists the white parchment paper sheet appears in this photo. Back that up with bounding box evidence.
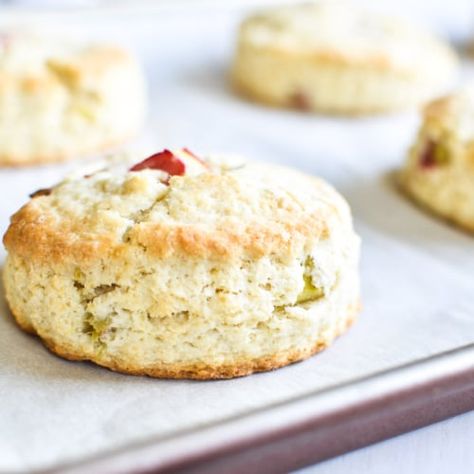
[1,2,474,471]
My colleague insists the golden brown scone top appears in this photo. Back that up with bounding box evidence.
[3,149,352,265]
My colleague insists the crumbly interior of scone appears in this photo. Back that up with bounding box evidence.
[3,155,360,371]
[401,89,474,229]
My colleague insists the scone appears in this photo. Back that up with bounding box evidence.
[0,31,146,166]
[232,1,458,115]
[401,87,474,232]
[3,148,360,379]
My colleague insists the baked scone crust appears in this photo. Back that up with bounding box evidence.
[232,2,458,114]
[7,303,359,379]
[400,87,474,232]
[0,33,146,166]
[3,152,361,379]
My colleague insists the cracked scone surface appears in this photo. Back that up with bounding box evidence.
[401,87,474,233]
[3,150,360,379]
[0,31,146,166]
[232,1,458,114]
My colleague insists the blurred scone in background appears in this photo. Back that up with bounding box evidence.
[0,30,146,166]
[232,1,459,115]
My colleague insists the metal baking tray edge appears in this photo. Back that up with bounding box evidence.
[47,342,474,474]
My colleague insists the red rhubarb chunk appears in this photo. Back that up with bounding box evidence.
[130,149,186,175]
[419,139,437,169]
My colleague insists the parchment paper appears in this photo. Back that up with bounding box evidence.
[1,2,474,472]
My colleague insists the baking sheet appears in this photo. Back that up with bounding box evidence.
[1,3,474,472]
